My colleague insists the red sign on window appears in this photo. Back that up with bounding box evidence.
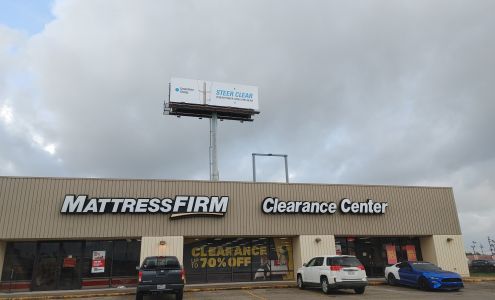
[405,245,417,261]
[63,257,77,268]
[91,251,106,273]
[385,244,397,264]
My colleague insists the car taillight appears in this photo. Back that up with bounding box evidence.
[330,265,343,271]
[180,269,185,281]
[357,265,365,270]
[138,271,142,283]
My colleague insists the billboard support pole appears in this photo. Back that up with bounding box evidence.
[210,112,219,181]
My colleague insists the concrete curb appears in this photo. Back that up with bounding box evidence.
[0,292,134,300]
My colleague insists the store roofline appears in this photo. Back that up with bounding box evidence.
[0,175,453,190]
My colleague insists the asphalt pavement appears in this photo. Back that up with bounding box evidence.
[92,282,495,300]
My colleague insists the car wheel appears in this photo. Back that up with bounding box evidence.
[387,273,397,286]
[354,287,365,294]
[135,292,143,300]
[176,291,183,300]
[418,278,430,291]
[297,275,305,289]
[321,277,331,294]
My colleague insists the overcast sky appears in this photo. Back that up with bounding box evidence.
[1,0,494,252]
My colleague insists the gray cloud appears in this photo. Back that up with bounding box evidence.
[1,0,494,251]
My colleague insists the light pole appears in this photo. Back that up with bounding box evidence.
[252,153,289,183]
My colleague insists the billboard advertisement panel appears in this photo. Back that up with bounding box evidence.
[169,78,204,105]
[170,78,259,111]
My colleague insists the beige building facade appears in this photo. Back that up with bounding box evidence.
[0,176,468,291]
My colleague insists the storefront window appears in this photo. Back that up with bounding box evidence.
[1,242,36,281]
[183,237,294,284]
[82,241,113,278]
[111,240,140,277]
[1,239,140,291]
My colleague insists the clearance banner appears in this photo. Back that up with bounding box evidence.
[184,237,294,282]
[385,244,397,264]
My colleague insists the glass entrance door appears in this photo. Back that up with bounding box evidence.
[354,238,384,277]
[58,241,82,290]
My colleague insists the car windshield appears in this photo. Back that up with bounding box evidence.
[142,257,180,269]
[412,262,441,272]
[329,257,362,267]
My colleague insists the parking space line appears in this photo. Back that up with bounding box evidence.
[243,289,268,300]
[378,287,423,295]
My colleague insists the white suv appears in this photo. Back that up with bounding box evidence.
[296,255,368,294]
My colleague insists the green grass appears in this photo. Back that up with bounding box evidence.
[470,272,495,277]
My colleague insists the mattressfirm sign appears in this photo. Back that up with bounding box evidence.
[262,197,388,214]
[170,78,259,111]
[60,195,229,219]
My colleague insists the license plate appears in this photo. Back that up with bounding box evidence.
[347,271,356,275]
[157,284,166,290]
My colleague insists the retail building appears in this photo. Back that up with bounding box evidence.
[0,176,469,291]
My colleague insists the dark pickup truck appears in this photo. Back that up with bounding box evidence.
[136,256,185,300]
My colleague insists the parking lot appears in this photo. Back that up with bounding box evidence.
[95,282,495,300]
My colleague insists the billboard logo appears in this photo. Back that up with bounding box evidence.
[175,86,195,95]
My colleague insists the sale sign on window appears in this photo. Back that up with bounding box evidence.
[91,251,106,273]
[385,244,397,264]
[405,245,417,261]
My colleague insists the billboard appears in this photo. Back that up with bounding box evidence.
[169,78,259,111]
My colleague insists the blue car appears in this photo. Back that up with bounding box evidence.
[385,261,464,291]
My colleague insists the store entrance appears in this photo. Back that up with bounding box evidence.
[335,237,422,278]
[31,242,82,291]
[31,242,59,291]
[354,238,385,277]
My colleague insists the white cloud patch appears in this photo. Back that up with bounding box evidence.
[0,102,14,124]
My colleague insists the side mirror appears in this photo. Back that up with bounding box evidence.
[135,266,140,271]
[303,263,307,267]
